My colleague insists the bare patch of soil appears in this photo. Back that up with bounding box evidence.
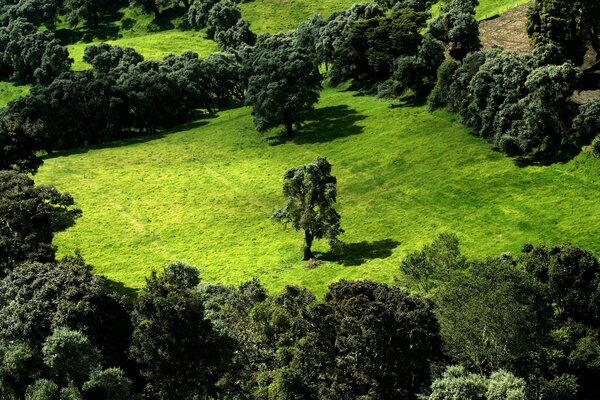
[479,2,532,54]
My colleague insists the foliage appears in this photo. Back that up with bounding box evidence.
[393,34,445,97]
[399,232,466,293]
[0,18,72,84]
[0,115,44,173]
[440,45,583,157]
[246,33,322,134]
[0,171,80,274]
[42,328,101,387]
[429,0,481,60]
[428,59,459,110]
[0,257,132,368]
[273,156,342,260]
[188,0,221,28]
[330,8,428,84]
[527,0,600,66]
[436,255,552,373]
[130,264,225,399]
[427,365,526,400]
[317,280,442,399]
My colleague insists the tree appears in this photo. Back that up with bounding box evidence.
[273,156,343,260]
[0,0,60,28]
[215,19,256,50]
[393,33,445,97]
[0,115,45,173]
[427,365,527,400]
[320,3,385,71]
[0,258,132,369]
[129,0,177,18]
[42,328,101,387]
[63,0,112,27]
[435,255,552,373]
[0,171,81,274]
[320,280,442,399]
[130,263,225,399]
[527,0,600,66]
[429,0,481,60]
[399,232,466,293]
[207,0,242,38]
[245,33,322,135]
[0,18,72,84]
[188,0,220,28]
[330,8,428,83]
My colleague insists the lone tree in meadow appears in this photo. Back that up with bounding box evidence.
[245,33,322,136]
[273,156,343,260]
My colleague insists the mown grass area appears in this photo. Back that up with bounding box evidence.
[36,87,600,296]
[0,82,29,108]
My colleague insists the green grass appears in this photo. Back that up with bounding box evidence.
[67,30,218,70]
[35,87,600,296]
[57,7,217,70]
[241,0,531,34]
[241,0,358,34]
[476,0,530,20]
[0,82,29,108]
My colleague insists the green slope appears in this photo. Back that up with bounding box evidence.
[0,82,29,108]
[36,87,600,296]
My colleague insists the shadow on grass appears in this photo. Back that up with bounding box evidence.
[42,118,212,160]
[513,139,595,168]
[317,239,400,266]
[55,6,124,44]
[105,278,138,310]
[268,105,366,145]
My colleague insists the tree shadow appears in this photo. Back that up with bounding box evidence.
[42,118,211,160]
[105,278,138,310]
[55,7,124,44]
[268,105,366,145]
[317,239,400,266]
[513,139,595,168]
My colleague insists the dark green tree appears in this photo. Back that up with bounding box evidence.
[0,257,132,369]
[245,33,322,135]
[273,156,343,260]
[527,0,600,66]
[130,264,225,399]
[0,115,45,173]
[436,255,552,373]
[0,18,72,84]
[42,328,102,387]
[0,171,80,274]
[429,0,481,60]
[330,8,428,83]
[399,232,466,293]
[187,0,220,28]
[320,280,442,399]
[206,0,241,38]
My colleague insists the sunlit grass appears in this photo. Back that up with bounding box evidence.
[36,87,600,296]
[0,82,29,108]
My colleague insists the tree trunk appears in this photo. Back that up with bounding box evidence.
[285,122,294,137]
[303,230,314,261]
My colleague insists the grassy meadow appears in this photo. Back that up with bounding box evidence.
[0,82,29,108]
[36,87,600,296]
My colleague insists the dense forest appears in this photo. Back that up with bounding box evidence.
[1,0,600,399]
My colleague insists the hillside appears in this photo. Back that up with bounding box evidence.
[36,86,600,295]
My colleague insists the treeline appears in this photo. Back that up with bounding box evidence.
[1,0,599,165]
[1,170,600,399]
[1,43,246,172]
